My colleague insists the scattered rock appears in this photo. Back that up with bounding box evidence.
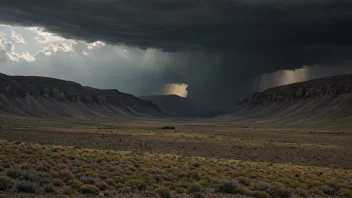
[161,126,176,130]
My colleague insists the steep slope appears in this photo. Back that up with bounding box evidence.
[221,74,352,123]
[0,73,163,118]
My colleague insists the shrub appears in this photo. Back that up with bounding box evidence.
[0,176,13,190]
[269,183,291,198]
[106,178,116,186]
[6,169,21,179]
[214,180,238,194]
[339,188,352,197]
[193,192,205,198]
[198,179,208,187]
[68,156,75,160]
[119,186,133,193]
[16,181,38,193]
[59,171,73,182]
[95,181,109,191]
[53,178,64,187]
[80,184,100,195]
[236,186,251,195]
[126,179,146,191]
[36,164,49,172]
[164,182,174,190]
[188,183,201,193]
[115,182,125,189]
[191,162,201,168]
[238,176,251,186]
[253,190,269,198]
[3,163,10,169]
[175,187,185,194]
[295,187,309,198]
[311,187,324,196]
[39,178,51,186]
[254,181,271,192]
[189,171,201,180]
[21,169,39,181]
[155,186,170,198]
[44,184,56,193]
[320,184,336,195]
[19,162,33,170]
[160,173,178,181]
[80,176,100,184]
[63,187,74,195]
[49,171,60,178]
[68,179,84,189]
[327,181,341,192]
[176,181,191,188]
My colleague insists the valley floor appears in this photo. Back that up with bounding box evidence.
[0,117,351,197]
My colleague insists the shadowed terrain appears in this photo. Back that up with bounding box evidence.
[222,74,352,123]
[140,95,197,117]
[0,73,163,118]
[0,74,351,197]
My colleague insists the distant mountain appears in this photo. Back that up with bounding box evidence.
[140,95,197,117]
[221,74,352,122]
[0,73,163,118]
[140,95,226,118]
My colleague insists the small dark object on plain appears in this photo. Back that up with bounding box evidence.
[161,126,175,130]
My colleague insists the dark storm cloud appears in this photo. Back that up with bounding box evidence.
[0,0,351,52]
[1,0,352,110]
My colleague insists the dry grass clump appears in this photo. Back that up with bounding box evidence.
[126,179,146,191]
[80,176,100,184]
[155,186,170,198]
[16,180,38,193]
[68,179,84,189]
[6,169,21,179]
[193,192,205,198]
[253,190,269,198]
[63,186,74,195]
[175,187,185,194]
[43,184,56,193]
[95,181,109,190]
[238,176,251,186]
[0,140,351,197]
[80,184,100,194]
[214,179,238,194]
[0,176,13,190]
[187,182,202,193]
[268,183,291,198]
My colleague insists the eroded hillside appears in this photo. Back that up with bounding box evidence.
[223,74,352,123]
[0,73,163,118]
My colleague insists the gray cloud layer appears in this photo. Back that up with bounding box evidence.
[1,0,352,110]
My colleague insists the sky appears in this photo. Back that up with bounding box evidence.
[1,0,352,111]
[0,25,194,97]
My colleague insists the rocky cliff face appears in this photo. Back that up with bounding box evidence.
[0,73,163,118]
[239,74,352,105]
[218,74,352,123]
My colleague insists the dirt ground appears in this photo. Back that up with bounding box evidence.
[0,116,351,197]
[0,117,350,169]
